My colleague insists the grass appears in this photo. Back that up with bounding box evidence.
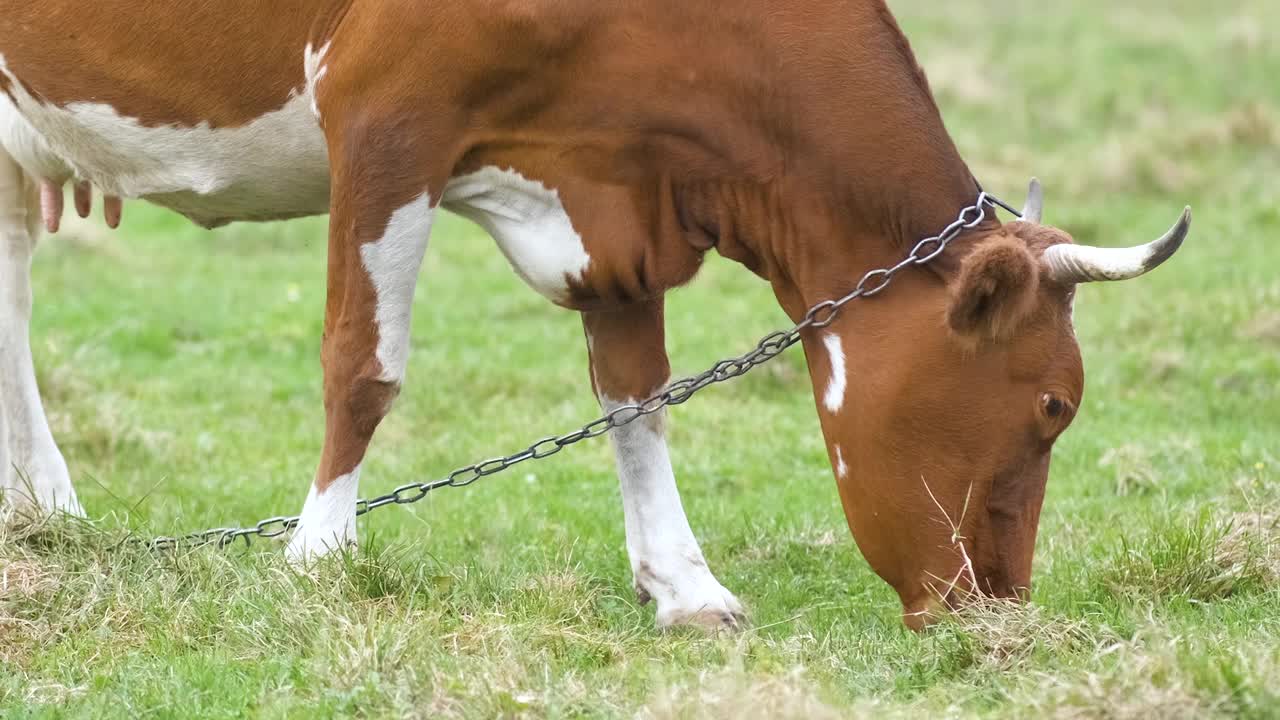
[3,0,1279,716]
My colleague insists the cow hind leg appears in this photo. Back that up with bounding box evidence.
[584,299,745,630]
[0,149,82,520]
[285,127,436,564]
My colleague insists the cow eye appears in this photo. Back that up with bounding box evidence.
[1042,393,1066,418]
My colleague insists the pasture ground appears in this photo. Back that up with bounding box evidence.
[3,1,1279,717]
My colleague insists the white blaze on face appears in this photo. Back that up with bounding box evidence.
[287,466,360,564]
[835,444,848,479]
[359,192,435,384]
[443,167,591,303]
[822,332,847,414]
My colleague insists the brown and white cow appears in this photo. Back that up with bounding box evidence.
[0,1,1189,629]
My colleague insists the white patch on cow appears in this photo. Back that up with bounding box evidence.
[600,394,743,628]
[834,445,848,480]
[822,332,847,414]
[359,193,435,383]
[303,42,332,121]
[286,466,360,564]
[443,167,591,302]
[0,149,81,519]
[0,52,329,227]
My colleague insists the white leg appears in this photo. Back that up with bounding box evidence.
[603,397,745,629]
[584,300,744,630]
[0,151,81,520]
[285,193,435,565]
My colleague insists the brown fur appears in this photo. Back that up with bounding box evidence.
[0,0,352,128]
[583,299,672,402]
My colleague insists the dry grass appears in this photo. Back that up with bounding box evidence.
[641,668,854,720]
[1241,312,1280,345]
[1220,511,1280,584]
[1034,629,1280,719]
[933,599,1116,673]
[1040,656,1216,720]
[0,558,60,600]
[1101,509,1280,603]
[0,529,65,666]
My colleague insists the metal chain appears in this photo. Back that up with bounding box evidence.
[142,191,1007,551]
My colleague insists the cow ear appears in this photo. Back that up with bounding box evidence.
[947,236,1040,342]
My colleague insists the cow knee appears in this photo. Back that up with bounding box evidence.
[344,375,401,437]
[321,335,403,424]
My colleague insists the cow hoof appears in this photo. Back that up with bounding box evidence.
[0,483,85,526]
[62,495,86,519]
[655,587,747,632]
[2,451,83,522]
[286,478,358,568]
[284,530,355,569]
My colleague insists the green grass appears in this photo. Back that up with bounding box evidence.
[3,1,1279,717]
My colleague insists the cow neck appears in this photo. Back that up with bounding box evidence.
[651,3,988,304]
[670,162,989,313]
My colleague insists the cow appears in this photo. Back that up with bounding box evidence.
[0,0,1189,630]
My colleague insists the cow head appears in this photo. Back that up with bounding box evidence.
[792,181,1190,628]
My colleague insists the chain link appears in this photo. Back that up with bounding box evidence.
[140,191,1006,551]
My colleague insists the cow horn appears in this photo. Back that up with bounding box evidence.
[1021,178,1043,224]
[1043,207,1192,283]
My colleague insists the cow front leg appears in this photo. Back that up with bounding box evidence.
[584,299,745,630]
[0,151,82,520]
[285,146,436,563]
